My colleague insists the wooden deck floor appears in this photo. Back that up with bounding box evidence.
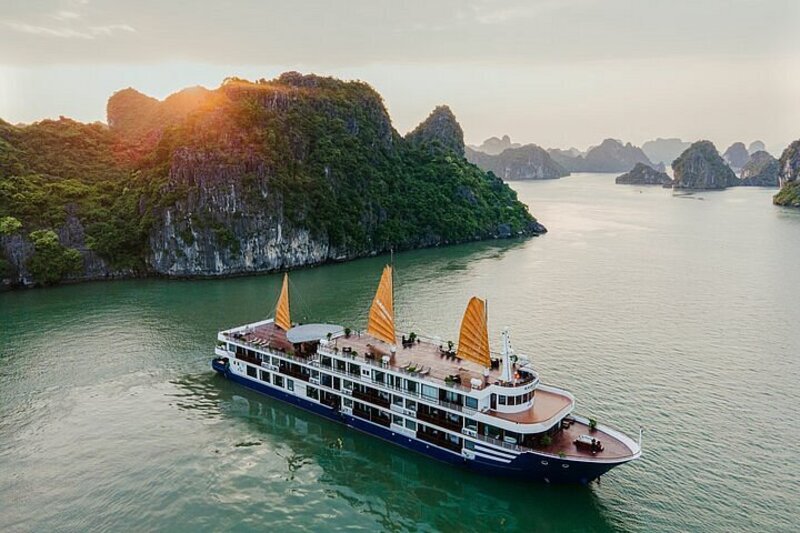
[490,390,572,424]
[540,420,635,460]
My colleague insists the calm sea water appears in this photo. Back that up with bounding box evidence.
[2,173,799,532]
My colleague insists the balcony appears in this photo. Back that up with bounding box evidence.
[417,410,463,432]
[417,429,462,453]
[353,406,391,428]
[352,389,391,409]
[279,365,310,382]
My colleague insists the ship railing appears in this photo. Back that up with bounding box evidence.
[473,432,530,453]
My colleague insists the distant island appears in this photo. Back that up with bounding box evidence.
[466,139,568,181]
[615,163,672,186]
[547,139,655,173]
[672,140,739,190]
[0,73,544,289]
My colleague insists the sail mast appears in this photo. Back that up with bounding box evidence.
[275,273,291,330]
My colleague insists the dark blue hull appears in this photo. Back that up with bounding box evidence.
[212,359,625,483]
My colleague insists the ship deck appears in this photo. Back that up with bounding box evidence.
[540,420,637,460]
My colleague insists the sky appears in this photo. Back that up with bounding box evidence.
[0,0,798,153]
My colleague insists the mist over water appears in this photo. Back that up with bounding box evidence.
[1,173,798,531]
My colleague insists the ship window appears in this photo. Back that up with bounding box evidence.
[405,399,417,411]
[465,440,476,450]
[306,387,319,400]
[321,356,332,368]
[404,419,417,431]
[344,398,353,408]
[374,371,386,383]
[393,395,403,406]
[498,395,506,405]
[260,370,270,382]
[405,380,417,394]
[336,359,346,372]
[321,374,332,388]
[422,384,437,401]
[287,379,294,392]
[348,363,361,376]
[465,418,477,431]
[343,380,352,390]
[465,397,478,410]
[393,414,403,425]
[247,365,257,378]
[483,424,502,439]
[447,434,460,445]
[274,375,284,388]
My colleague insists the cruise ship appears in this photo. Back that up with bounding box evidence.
[212,266,641,483]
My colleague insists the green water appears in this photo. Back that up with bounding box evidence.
[2,174,799,532]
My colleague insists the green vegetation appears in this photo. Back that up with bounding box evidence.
[0,73,537,287]
[26,230,83,284]
[774,181,800,207]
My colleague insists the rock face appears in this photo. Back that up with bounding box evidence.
[773,140,800,207]
[465,144,569,180]
[469,135,520,155]
[405,105,465,156]
[748,140,766,155]
[739,151,779,187]
[615,163,672,185]
[723,142,750,170]
[672,140,739,190]
[548,139,653,173]
[1,73,543,288]
[641,138,692,166]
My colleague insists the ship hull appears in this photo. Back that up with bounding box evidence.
[212,359,630,484]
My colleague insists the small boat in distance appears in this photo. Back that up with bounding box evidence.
[212,267,641,483]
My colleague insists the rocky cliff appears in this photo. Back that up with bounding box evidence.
[723,142,750,170]
[739,151,779,187]
[615,163,672,185]
[773,140,800,207]
[405,105,465,156]
[1,73,543,288]
[465,144,569,180]
[672,141,739,190]
[748,140,766,155]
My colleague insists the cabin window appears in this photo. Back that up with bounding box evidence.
[287,379,294,392]
[306,387,319,400]
[374,371,386,383]
[393,414,403,425]
[447,434,460,445]
[405,380,417,394]
[465,440,476,450]
[405,419,417,431]
[465,397,478,410]
[405,399,417,411]
[393,395,403,407]
[247,365,257,378]
[227,343,234,351]
[465,418,477,431]
[336,359,347,373]
[260,370,270,382]
[343,398,353,408]
[274,375,284,388]
[321,374,332,388]
[422,384,437,401]
[483,424,502,440]
[499,395,506,405]
[349,363,361,376]
[321,356,332,368]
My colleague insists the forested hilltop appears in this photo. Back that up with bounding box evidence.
[0,72,544,288]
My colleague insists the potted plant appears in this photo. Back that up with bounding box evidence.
[344,327,351,338]
[447,340,454,351]
[408,332,417,343]
[589,418,597,432]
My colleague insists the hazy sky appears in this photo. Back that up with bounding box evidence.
[1,0,798,152]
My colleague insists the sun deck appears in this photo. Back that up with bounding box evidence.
[490,390,572,425]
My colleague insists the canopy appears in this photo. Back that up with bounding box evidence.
[457,297,491,368]
[275,273,291,331]
[367,265,395,344]
[286,323,343,344]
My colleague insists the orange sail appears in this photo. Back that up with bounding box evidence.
[275,273,291,331]
[457,297,491,367]
[367,265,395,344]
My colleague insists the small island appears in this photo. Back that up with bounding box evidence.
[773,140,800,207]
[672,140,739,190]
[615,163,673,186]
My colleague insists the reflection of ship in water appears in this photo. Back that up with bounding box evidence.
[172,372,619,532]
